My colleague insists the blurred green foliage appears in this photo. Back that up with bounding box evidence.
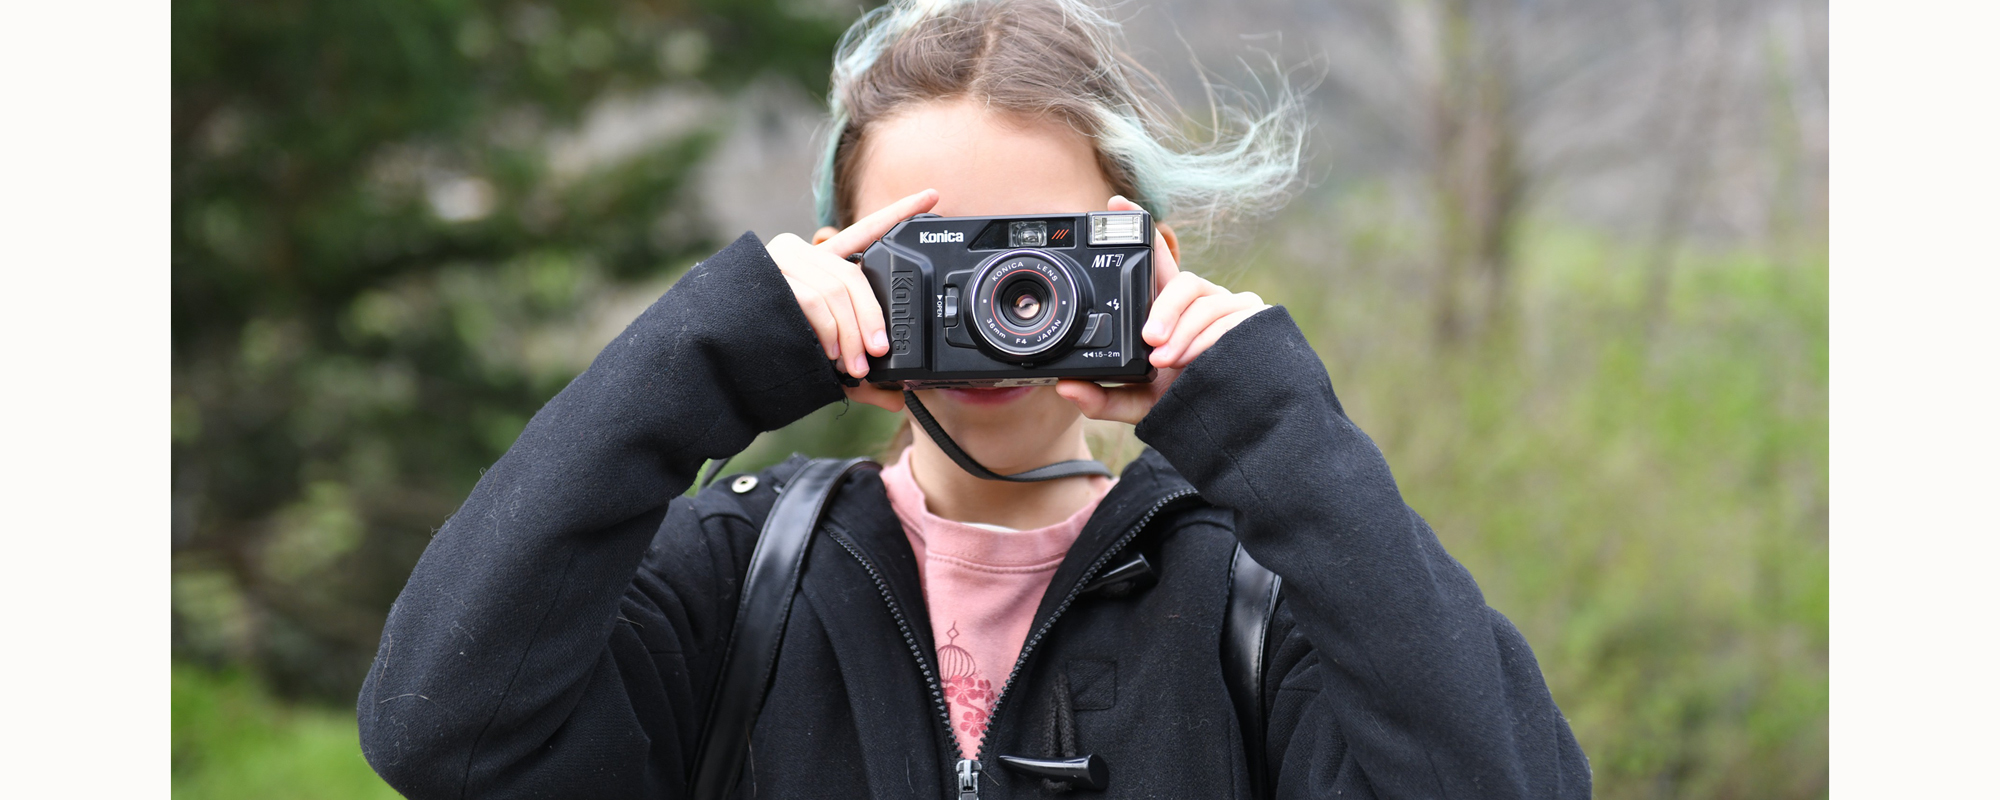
[174,662,401,800]
[1234,194,1828,798]
[171,1,1825,798]
[172,0,860,700]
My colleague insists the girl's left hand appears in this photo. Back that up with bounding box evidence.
[1056,196,1270,425]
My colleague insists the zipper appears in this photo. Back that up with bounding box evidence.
[823,530,972,794]
[973,489,1200,766]
[830,488,1199,797]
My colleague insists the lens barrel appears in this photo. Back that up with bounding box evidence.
[966,249,1090,363]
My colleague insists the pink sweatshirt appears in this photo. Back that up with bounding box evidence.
[879,449,1115,758]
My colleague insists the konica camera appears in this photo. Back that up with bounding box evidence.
[857,211,1157,388]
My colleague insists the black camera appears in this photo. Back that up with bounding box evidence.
[858,211,1157,388]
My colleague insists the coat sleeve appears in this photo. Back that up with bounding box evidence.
[1134,307,1591,799]
[356,233,844,799]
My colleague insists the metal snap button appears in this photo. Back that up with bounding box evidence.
[730,475,759,494]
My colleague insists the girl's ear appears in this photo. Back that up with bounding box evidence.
[1156,223,1181,265]
[812,226,840,245]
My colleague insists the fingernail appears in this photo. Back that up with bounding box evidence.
[850,355,867,376]
[1143,321,1162,340]
[870,330,889,352]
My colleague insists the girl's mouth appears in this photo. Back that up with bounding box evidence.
[939,386,1034,406]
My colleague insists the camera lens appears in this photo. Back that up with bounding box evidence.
[1002,279,1047,324]
[966,250,1092,363]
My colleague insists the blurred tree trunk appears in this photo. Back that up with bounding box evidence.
[1418,0,1526,343]
[1643,0,1726,338]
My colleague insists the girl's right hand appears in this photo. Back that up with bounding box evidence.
[764,188,938,412]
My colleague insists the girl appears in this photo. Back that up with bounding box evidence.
[359,1,1589,798]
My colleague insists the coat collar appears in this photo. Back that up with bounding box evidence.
[817,449,1201,667]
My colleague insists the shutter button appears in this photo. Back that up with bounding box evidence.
[731,475,759,494]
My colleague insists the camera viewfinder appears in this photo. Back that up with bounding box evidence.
[1009,220,1049,247]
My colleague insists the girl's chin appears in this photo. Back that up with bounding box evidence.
[937,386,1036,407]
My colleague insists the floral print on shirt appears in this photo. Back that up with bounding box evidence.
[937,623,996,746]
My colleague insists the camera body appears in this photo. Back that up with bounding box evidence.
[859,211,1157,388]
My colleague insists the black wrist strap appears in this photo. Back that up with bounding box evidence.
[902,390,1113,482]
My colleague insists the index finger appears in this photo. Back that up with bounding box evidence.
[1107,195,1178,291]
[819,188,940,257]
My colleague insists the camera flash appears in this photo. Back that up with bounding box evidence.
[1089,212,1145,246]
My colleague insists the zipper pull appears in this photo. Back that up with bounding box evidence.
[955,758,981,799]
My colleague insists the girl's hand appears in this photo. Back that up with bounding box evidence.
[765,188,939,412]
[1056,196,1270,425]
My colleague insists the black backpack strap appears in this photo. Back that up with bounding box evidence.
[689,456,875,800]
[1223,543,1282,798]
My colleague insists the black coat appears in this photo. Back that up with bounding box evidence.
[357,233,1592,799]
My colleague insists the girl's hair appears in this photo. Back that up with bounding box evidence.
[814,0,1307,234]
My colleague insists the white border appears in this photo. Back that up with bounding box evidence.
[1831,1,2000,794]
[0,1,170,795]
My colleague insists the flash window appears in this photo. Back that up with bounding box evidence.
[1088,212,1145,246]
[1009,220,1049,247]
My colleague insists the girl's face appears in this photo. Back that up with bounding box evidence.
[848,98,1117,472]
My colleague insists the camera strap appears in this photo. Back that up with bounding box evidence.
[902,390,1114,482]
